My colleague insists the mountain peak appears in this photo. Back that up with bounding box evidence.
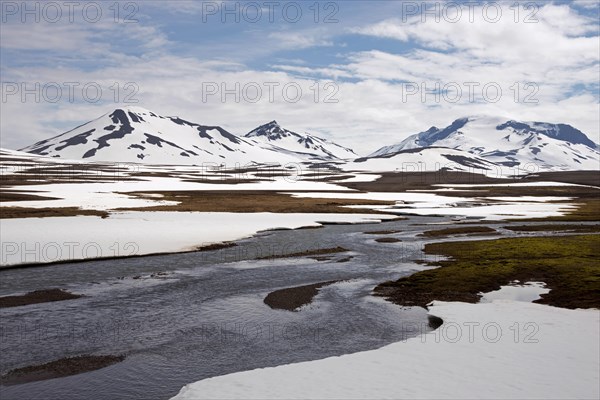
[245,120,299,140]
[462,114,508,122]
[113,105,153,115]
[261,120,284,131]
[244,121,357,160]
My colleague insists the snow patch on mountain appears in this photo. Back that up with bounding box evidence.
[349,146,502,174]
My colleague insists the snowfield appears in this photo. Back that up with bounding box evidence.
[0,174,578,266]
[0,154,580,266]
[435,181,599,188]
[0,212,397,267]
[0,176,355,210]
[172,289,600,400]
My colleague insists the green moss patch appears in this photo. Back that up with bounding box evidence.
[375,235,600,309]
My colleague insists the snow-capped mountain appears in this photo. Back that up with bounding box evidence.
[367,116,599,171]
[245,121,357,161]
[20,107,315,165]
[18,110,599,171]
[20,107,359,165]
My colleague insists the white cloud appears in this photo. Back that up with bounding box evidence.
[268,31,334,49]
[0,22,97,51]
[353,4,598,65]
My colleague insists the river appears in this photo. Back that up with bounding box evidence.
[0,216,583,399]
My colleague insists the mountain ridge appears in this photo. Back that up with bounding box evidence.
[18,108,599,171]
[20,107,353,165]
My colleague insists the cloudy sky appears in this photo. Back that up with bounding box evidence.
[1,0,598,154]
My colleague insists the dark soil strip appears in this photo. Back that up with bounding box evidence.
[0,191,60,202]
[0,289,82,308]
[1,355,125,386]
[195,242,237,251]
[264,281,339,311]
[419,226,496,237]
[0,207,109,219]
[364,230,401,235]
[258,246,349,260]
[119,191,394,214]
[375,237,402,243]
[340,170,600,192]
[504,224,600,233]
[310,256,333,261]
[295,225,324,230]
